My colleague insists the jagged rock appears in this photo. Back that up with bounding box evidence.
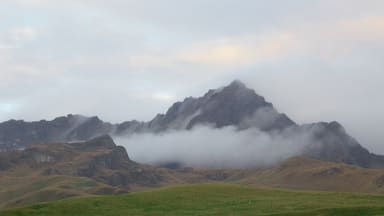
[0,135,163,188]
[0,114,115,150]
[301,122,384,168]
[146,80,295,132]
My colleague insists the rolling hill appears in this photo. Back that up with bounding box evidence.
[236,156,384,193]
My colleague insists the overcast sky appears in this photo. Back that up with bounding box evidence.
[0,0,383,153]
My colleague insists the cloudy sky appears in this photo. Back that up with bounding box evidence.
[1,0,383,153]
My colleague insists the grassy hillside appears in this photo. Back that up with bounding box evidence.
[2,156,384,210]
[2,183,384,216]
[237,157,384,193]
[0,175,124,209]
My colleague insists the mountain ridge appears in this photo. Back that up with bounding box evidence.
[0,80,383,168]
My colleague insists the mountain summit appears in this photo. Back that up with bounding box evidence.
[0,80,383,168]
[146,80,295,132]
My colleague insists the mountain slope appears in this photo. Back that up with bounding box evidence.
[0,135,168,189]
[0,175,122,209]
[237,156,384,193]
[299,122,384,168]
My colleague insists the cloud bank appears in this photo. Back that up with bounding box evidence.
[114,125,312,168]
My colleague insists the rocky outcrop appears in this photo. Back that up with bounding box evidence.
[0,135,163,188]
[301,121,384,168]
[0,115,115,150]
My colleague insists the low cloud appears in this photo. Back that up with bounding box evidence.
[114,125,312,169]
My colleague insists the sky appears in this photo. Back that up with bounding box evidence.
[0,0,383,153]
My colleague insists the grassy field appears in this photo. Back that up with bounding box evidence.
[2,183,384,216]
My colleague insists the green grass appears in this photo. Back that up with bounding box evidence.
[2,183,384,216]
[0,175,119,209]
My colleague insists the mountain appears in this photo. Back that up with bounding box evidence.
[146,80,295,132]
[0,115,113,150]
[0,135,166,188]
[300,122,384,168]
[0,80,383,168]
[0,80,295,149]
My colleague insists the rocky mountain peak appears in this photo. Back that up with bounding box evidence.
[145,80,295,131]
[226,79,247,90]
[203,80,259,100]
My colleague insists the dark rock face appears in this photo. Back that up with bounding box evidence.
[0,135,163,188]
[115,120,144,134]
[0,80,383,168]
[146,80,295,132]
[0,114,115,150]
[300,122,384,168]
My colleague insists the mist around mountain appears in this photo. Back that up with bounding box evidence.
[1,80,383,169]
[1,79,384,208]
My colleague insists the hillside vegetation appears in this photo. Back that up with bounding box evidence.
[0,175,123,209]
[2,183,384,216]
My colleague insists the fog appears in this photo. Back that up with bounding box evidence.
[114,125,312,168]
